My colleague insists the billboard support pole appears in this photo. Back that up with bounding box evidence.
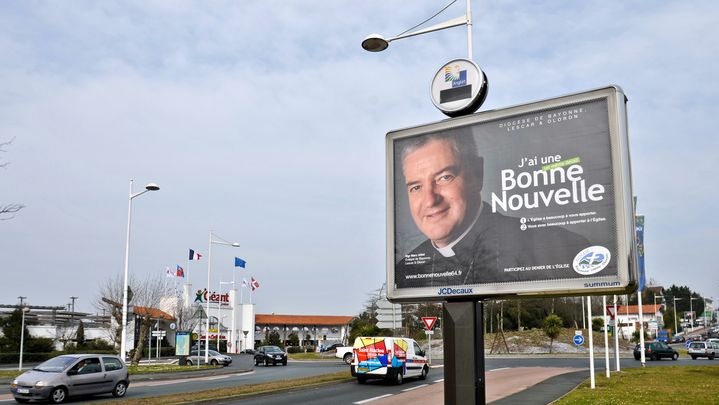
[443,300,485,404]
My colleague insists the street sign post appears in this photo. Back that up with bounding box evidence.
[421,317,438,364]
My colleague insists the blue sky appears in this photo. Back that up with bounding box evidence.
[1,1,718,315]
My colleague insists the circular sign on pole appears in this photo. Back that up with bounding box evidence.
[169,322,177,330]
[430,58,488,117]
[573,335,585,345]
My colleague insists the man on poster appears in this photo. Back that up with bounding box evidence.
[394,132,589,288]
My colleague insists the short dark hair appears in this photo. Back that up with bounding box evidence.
[398,130,483,178]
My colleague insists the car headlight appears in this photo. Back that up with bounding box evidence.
[11,380,18,388]
[35,381,49,387]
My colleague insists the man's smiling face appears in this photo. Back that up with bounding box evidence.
[403,138,477,248]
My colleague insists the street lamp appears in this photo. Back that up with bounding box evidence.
[690,297,700,331]
[120,180,160,361]
[362,0,474,59]
[673,297,683,334]
[205,232,240,363]
[19,306,30,371]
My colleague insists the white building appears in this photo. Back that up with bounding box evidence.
[613,304,663,339]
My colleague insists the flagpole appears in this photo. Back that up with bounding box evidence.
[232,267,237,354]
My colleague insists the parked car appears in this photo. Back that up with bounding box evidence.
[254,346,288,366]
[633,341,679,361]
[321,343,343,352]
[670,335,685,343]
[687,341,718,360]
[10,354,129,404]
[186,349,233,366]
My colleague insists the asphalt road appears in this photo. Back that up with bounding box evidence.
[3,354,718,404]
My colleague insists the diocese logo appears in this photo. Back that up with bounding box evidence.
[573,246,611,275]
[444,65,467,88]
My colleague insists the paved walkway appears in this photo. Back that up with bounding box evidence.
[369,367,584,404]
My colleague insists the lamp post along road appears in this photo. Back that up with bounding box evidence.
[120,180,160,362]
[690,297,699,331]
[220,281,236,354]
[362,0,473,59]
[205,232,240,363]
[19,307,29,371]
[673,297,682,334]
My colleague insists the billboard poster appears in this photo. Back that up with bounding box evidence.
[387,86,637,301]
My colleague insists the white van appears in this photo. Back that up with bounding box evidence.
[350,337,428,384]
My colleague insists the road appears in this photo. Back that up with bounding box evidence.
[2,354,718,404]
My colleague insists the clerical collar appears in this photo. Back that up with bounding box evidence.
[433,204,482,258]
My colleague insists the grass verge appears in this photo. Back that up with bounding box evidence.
[0,365,220,379]
[110,370,353,404]
[288,352,337,361]
[555,365,719,404]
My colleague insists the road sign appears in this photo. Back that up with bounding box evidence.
[573,335,585,345]
[606,306,616,320]
[169,322,177,330]
[574,330,583,336]
[422,317,438,331]
[151,331,167,337]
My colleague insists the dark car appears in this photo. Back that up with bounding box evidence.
[670,335,685,343]
[322,343,343,352]
[254,346,287,366]
[633,341,679,361]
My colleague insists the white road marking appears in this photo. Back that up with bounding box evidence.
[433,378,444,382]
[429,364,444,368]
[489,367,510,372]
[402,384,428,392]
[354,394,394,404]
[131,370,254,387]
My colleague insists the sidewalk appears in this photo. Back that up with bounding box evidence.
[369,367,585,405]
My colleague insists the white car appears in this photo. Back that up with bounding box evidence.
[687,341,718,360]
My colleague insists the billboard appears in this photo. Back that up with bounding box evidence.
[387,86,637,302]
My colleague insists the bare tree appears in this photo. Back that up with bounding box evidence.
[129,274,173,365]
[1,137,25,220]
[95,273,135,350]
[171,293,199,333]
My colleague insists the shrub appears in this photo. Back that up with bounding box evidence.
[286,346,303,354]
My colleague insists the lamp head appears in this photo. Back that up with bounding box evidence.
[231,242,241,247]
[145,183,160,191]
[362,34,389,52]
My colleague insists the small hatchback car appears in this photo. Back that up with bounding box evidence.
[11,354,129,403]
[688,341,718,360]
[633,341,678,361]
[254,346,287,366]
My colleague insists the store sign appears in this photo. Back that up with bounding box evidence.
[194,288,230,304]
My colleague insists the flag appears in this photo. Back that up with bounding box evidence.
[176,265,185,278]
[234,257,247,268]
[251,277,260,292]
[189,249,202,261]
[165,266,174,278]
[242,278,248,288]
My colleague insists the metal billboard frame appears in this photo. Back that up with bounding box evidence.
[386,85,637,302]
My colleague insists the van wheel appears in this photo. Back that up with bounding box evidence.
[357,376,367,384]
[710,354,715,360]
[50,387,67,404]
[419,366,428,380]
[343,353,353,365]
[186,359,194,366]
[210,359,219,366]
[691,355,697,360]
[112,381,127,398]
[394,369,404,385]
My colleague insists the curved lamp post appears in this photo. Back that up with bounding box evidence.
[205,232,240,363]
[120,180,160,361]
[361,0,473,59]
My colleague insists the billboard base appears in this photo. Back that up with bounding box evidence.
[443,300,485,404]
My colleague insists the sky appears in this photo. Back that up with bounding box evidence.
[1,1,718,316]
